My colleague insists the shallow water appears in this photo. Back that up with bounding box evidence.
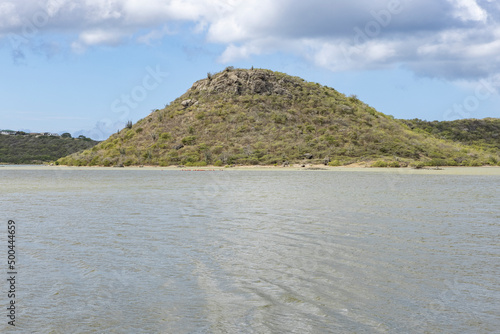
[0,166,499,333]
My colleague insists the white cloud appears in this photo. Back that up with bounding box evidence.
[1,0,499,81]
[72,28,128,52]
[448,0,488,22]
[0,2,21,29]
[79,29,125,46]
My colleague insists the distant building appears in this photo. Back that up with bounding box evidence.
[0,130,16,135]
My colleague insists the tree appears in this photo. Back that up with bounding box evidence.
[61,133,72,138]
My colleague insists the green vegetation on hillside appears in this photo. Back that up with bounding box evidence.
[0,134,99,164]
[402,118,500,151]
[57,68,500,167]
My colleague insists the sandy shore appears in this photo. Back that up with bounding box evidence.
[2,164,500,175]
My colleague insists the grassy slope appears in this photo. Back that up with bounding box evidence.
[0,135,99,164]
[58,68,500,167]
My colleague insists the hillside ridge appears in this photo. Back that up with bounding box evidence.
[0,133,98,164]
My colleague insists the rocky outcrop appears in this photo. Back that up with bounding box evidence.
[188,68,297,98]
[181,99,198,108]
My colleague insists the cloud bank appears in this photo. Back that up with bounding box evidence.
[1,0,500,81]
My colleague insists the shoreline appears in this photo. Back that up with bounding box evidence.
[2,164,500,175]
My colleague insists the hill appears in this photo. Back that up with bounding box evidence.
[402,118,500,151]
[0,133,99,164]
[57,68,500,167]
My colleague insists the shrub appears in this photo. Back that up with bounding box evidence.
[160,132,171,140]
[182,136,196,145]
[488,156,498,165]
[328,160,341,166]
[349,94,360,103]
[371,160,388,167]
[124,130,135,140]
[445,159,459,166]
[468,160,482,167]
[123,158,137,166]
[305,124,315,133]
[271,113,287,124]
[427,158,447,166]
[89,156,100,166]
[412,162,425,169]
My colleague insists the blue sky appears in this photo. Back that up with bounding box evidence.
[1,0,500,140]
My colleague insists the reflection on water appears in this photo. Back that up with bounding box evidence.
[0,167,499,333]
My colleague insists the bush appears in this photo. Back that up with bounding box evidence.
[468,160,482,167]
[185,161,207,167]
[271,113,287,124]
[427,158,447,166]
[123,158,137,166]
[90,156,100,166]
[412,162,425,169]
[160,132,171,140]
[371,160,388,167]
[124,130,135,140]
[388,161,400,168]
[328,160,341,166]
[182,136,196,145]
[445,159,458,166]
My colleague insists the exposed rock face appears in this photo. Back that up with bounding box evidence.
[181,99,198,108]
[188,69,296,98]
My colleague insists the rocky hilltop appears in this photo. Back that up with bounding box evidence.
[189,68,296,97]
[57,68,500,167]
